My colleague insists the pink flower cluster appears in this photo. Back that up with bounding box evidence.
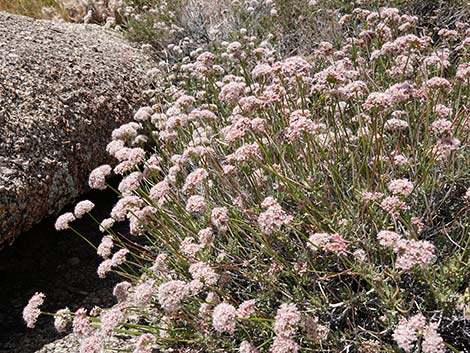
[380,196,408,217]
[240,341,259,353]
[283,110,324,142]
[97,248,129,278]
[182,168,208,194]
[23,292,45,328]
[54,307,71,333]
[74,200,95,218]
[212,302,238,334]
[189,261,219,287]
[186,195,207,215]
[55,212,76,231]
[393,314,444,353]
[211,207,229,232]
[157,280,188,312]
[388,179,414,197]
[270,303,299,353]
[377,231,435,270]
[258,197,293,235]
[133,333,156,353]
[88,164,112,190]
[308,232,347,256]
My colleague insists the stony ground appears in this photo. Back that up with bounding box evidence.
[0,185,123,353]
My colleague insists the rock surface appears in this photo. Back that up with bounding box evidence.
[36,333,134,353]
[36,334,80,353]
[0,12,148,247]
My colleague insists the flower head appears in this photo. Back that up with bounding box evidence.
[89,164,112,190]
[258,199,293,235]
[273,303,299,337]
[388,179,414,196]
[212,303,237,334]
[269,336,298,353]
[23,292,45,328]
[74,200,95,218]
[54,307,71,333]
[157,280,188,312]
[211,207,229,232]
[133,333,156,353]
[55,212,76,231]
[186,195,207,215]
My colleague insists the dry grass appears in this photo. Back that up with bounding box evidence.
[0,0,68,19]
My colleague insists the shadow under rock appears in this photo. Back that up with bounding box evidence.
[0,183,125,353]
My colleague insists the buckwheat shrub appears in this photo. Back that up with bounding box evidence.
[29,5,470,352]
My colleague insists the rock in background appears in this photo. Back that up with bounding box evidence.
[0,12,148,247]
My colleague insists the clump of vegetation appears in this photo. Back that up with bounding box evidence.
[18,1,470,352]
[0,0,66,19]
[4,0,470,55]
